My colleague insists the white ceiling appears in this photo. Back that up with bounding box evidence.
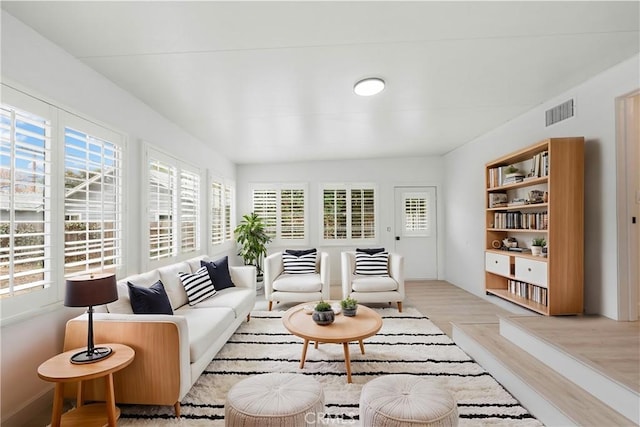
[2,1,639,164]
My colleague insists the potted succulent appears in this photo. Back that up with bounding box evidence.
[340,297,358,317]
[312,301,335,325]
[531,237,546,256]
[234,213,272,287]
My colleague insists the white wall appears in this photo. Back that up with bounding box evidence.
[0,11,236,424]
[444,54,640,320]
[237,156,445,283]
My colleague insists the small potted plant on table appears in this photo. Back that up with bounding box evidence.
[531,237,546,256]
[340,297,358,317]
[312,301,335,325]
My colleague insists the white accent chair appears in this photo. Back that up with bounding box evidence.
[264,251,330,311]
[341,251,405,312]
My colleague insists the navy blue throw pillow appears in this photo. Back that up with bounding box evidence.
[356,248,385,255]
[127,280,173,315]
[201,256,235,291]
[285,248,317,257]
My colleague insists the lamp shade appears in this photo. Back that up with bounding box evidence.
[64,273,118,307]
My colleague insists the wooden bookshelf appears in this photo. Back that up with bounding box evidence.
[485,137,584,315]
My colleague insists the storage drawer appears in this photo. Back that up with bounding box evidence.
[515,258,548,287]
[485,252,510,277]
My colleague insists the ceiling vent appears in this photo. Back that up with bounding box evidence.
[545,99,574,127]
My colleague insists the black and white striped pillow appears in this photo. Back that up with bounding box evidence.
[355,251,389,276]
[178,266,216,306]
[282,251,317,274]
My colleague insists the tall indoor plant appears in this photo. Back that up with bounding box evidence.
[234,213,271,285]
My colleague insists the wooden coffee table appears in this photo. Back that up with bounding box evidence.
[282,303,382,383]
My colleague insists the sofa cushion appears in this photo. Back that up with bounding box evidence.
[194,287,255,319]
[107,270,161,314]
[158,262,191,309]
[201,256,235,291]
[174,306,235,363]
[272,274,322,292]
[127,280,174,315]
[282,251,317,274]
[351,276,398,292]
[178,266,217,306]
[355,251,389,276]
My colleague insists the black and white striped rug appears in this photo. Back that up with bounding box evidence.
[119,307,542,426]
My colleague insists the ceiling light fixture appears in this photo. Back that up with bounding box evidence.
[354,77,385,96]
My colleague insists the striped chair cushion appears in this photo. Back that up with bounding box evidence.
[355,251,389,276]
[282,251,317,274]
[178,266,217,306]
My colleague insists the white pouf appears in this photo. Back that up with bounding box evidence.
[360,375,458,427]
[225,373,325,426]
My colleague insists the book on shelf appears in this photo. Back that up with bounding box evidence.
[488,192,508,208]
[529,151,550,178]
[507,279,548,306]
[502,175,524,185]
[488,167,504,188]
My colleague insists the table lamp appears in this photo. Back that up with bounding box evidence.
[64,273,118,364]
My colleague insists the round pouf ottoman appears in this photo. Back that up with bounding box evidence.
[360,375,458,427]
[225,373,325,426]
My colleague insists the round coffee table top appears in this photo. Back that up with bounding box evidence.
[282,303,382,343]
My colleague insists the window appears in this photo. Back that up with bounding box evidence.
[146,146,201,262]
[210,178,234,247]
[250,184,307,244]
[321,184,376,244]
[64,118,123,276]
[402,192,431,236]
[1,85,126,321]
[1,102,52,301]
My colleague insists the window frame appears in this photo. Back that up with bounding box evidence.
[249,183,309,246]
[319,182,378,246]
[144,144,203,267]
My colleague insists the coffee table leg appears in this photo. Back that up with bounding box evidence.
[359,340,365,355]
[300,339,310,369]
[343,342,352,383]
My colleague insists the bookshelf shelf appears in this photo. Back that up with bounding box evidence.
[484,137,584,315]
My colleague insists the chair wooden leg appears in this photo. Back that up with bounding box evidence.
[397,302,403,312]
[174,402,181,418]
[246,313,251,322]
[268,301,273,311]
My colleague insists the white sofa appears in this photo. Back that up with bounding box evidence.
[63,255,256,416]
[341,251,405,312]
[264,251,330,311]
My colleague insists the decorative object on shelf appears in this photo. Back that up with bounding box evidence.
[528,190,545,204]
[531,237,546,256]
[502,237,518,249]
[64,273,118,364]
[234,212,272,288]
[340,297,358,317]
[503,165,525,185]
[312,301,335,325]
[491,239,502,249]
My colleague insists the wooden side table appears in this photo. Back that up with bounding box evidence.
[38,343,134,427]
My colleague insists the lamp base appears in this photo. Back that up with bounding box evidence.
[70,346,113,364]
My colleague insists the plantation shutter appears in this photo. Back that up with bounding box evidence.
[63,121,123,276]
[351,188,375,239]
[323,189,347,239]
[252,189,277,238]
[224,186,232,241]
[211,181,223,245]
[0,104,52,297]
[179,170,199,253]
[403,193,430,236]
[280,189,305,240]
[148,158,176,260]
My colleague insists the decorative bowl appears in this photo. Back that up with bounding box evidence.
[312,310,335,325]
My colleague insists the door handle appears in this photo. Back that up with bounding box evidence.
[395,236,400,241]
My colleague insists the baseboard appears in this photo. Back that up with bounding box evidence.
[1,386,53,427]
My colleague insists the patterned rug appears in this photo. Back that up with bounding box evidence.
[118,307,542,426]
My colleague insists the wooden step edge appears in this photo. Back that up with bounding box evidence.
[500,314,640,395]
[452,322,636,427]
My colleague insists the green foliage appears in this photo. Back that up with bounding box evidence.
[314,301,332,312]
[340,297,358,309]
[532,237,546,247]
[234,213,271,276]
[505,165,519,174]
